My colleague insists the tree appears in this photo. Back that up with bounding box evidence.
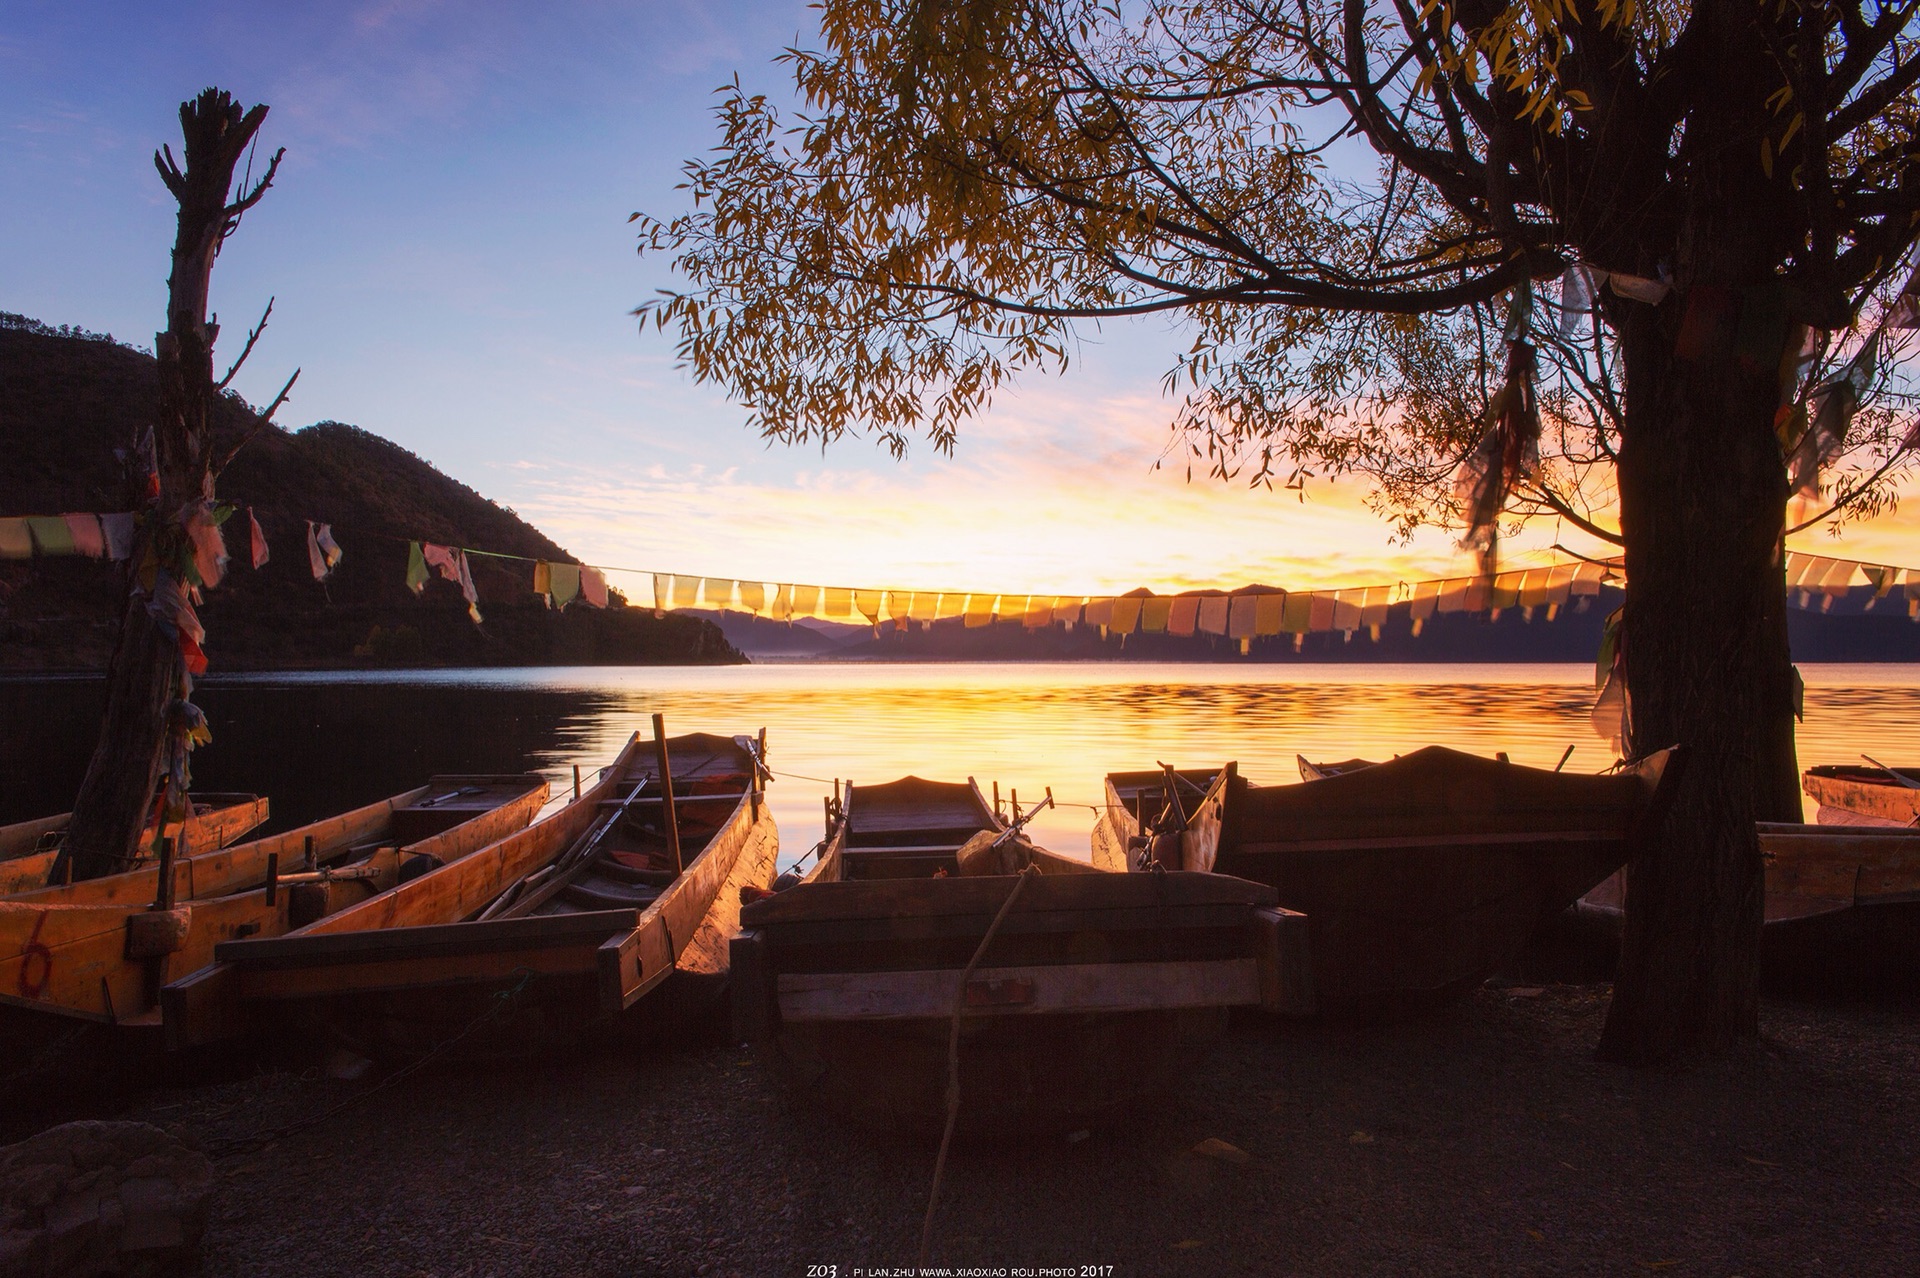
[636,0,1920,1062]
[57,89,294,883]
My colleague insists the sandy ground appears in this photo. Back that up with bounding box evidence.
[66,984,1915,1278]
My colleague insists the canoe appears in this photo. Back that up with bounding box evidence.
[1802,764,1920,826]
[734,775,1310,1140]
[1578,822,1920,991]
[166,730,777,1055]
[1092,747,1679,1016]
[0,793,270,895]
[0,775,548,1035]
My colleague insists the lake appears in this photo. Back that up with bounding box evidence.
[6,662,1920,864]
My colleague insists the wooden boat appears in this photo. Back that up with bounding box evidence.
[165,728,776,1055]
[1802,764,1920,826]
[0,793,269,896]
[1578,822,1920,991]
[733,775,1310,1140]
[1092,747,1679,1016]
[0,775,547,1035]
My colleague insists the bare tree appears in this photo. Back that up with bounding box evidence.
[58,89,292,883]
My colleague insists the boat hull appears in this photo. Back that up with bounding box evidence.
[1802,765,1920,825]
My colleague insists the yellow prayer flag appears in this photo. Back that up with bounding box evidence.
[652,573,669,617]
[788,585,821,617]
[1570,562,1609,596]
[1023,596,1056,628]
[1783,553,1817,588]
[888,591,913,623]
[1489,572,1523,611]
[1359,586,1390,628]
[701,578,734,610]
[964,594,996,628]
[911,592,937,622]
[1053,598,1083,626]
[672,575,700,609]
[824,587,853,617]
[1108,596,1142,634]
[1409,579,1441,622]
[854,590,883,623]
[1517,570,1550,608]
[1254,592,1285,636]
[1140,596,1173,633]
[1544,565,1576,606]
[738,581,766,614]
[934,593,967,621]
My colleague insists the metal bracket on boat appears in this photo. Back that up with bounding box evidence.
[990,788,1055,848]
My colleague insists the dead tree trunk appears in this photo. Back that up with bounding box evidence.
[57,90,282,883]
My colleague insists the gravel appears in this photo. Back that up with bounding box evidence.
[69,985,1920,1277]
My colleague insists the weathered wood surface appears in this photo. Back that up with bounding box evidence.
[166,732,772,1047]
[740,772,1304,1137]
[1802,765,1920,825]
[0,795,269,896]
[0,777,543,1032]
[776,958,1263,1021]
[1174,747,1675,1015]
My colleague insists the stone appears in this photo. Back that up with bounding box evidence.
[0,1121,213,1277]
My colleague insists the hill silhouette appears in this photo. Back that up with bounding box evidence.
[0,315,741,669]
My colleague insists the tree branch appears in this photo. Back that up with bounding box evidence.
[216,296,273,391]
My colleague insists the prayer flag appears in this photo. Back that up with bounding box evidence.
[1488,572,1523,611]
[1332,590,1362,634]
[888,591,913,625]
[1254,592,1286,637]
[1108,596,1142,635]
[704,578,735,610]
[653,574,669,617]
[579,566,608,608]
[532,559,551,605]
[1053,598,1083,626]
[738,581,766,614]
[307,522,341,581]
[1437,578,1470,613]
[408,543,431,594]
[1227,595,1258,639]
[934,593,967,621]
[1140,596,1173,633]
[1518,570,1550,608]
[184,505,226,588]
[1462,577,1489,612]
[824,587,853,618]
[1023,596,1055,628]
[1168,596,1200,637]
[911,592,937,623]
[549,562,581,609]
[246,508,268,569]
[63,514,105,559]
[26,516,75,556]
[772,583,794,621]
[101,513,135,561]
[454,550,481,623]
[1409,580,1440,625]
[0,518,30,560]
[1359,586,1390,630]
[1308,592,1335,633]
[1082,598,1115,628]
[964,594,996,628]
[792,585,823,617]
[672,575,699,609]
[1198,595,1230,636]
[854,590,883,624]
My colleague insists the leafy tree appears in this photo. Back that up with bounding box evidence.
[636,0,1920,1063]
[59,90,294,883]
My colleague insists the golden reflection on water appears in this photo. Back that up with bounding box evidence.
[363,662,1920,865]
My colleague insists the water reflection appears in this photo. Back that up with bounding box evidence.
[6,663,1919,865]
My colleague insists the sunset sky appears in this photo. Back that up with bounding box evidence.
[4,0,1917,600]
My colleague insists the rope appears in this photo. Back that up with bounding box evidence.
[202,967,536,1161]
[918,864,1040,1268]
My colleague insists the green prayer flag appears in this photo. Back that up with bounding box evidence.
[549,562,581,609]
[405,541,429,594]
[25,515,76,556]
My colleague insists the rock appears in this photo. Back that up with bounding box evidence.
[0,1121,213,1277]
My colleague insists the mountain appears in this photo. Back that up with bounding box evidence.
[0,314,742,669]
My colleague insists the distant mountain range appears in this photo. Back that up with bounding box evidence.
[696,580,1920,664]
[0,314,742,670]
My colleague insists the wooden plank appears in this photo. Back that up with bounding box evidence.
[1254,906,1315,1015]
[1227,829,1623,855]
[0,794,271,896]
[774,958,1263,1022]
[215,908,642,969]
[751,901,1266,951]
[237,945,602,1000]
[742,867,1275,926]
[730,928,772,1040]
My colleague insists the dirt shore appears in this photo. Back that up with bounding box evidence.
[54,985,1912,1276]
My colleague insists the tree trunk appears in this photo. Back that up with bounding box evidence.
[56,90,275,883]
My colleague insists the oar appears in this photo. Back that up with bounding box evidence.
[1861,754,1920,789]
[988,788,1056,849]
[1555,744,1576,772]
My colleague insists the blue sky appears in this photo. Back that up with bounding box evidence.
[4,1,1913,597]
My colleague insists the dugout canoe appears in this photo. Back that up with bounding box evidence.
[1092,747,1679,1016]
[733,775,1310,1140]
[1578,822,1920,992]
[0,775,548,1036]
[1801,764,1920,826]
[0,793,270,896]
[166,729,777,1055]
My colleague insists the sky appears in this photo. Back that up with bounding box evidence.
[4,0,1918,601]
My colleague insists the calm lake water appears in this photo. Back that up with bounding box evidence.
[6,662,1920,864]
